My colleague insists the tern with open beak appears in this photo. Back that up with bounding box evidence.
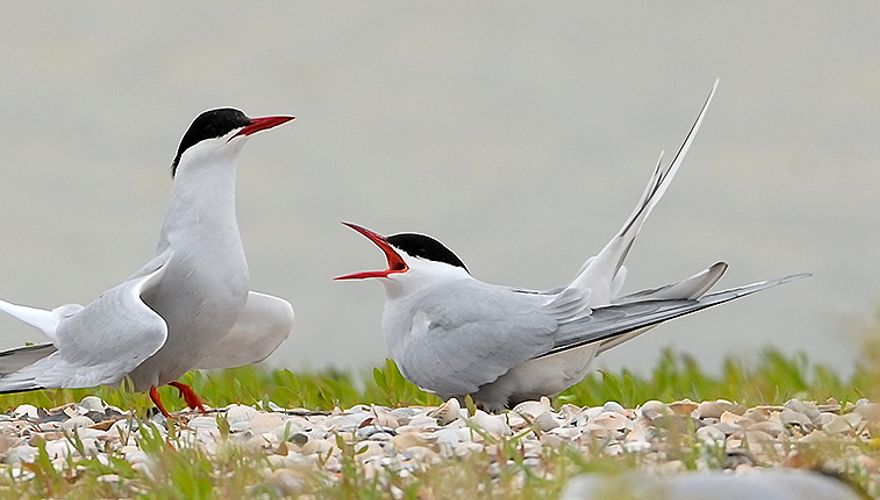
[0,108,295,416]
[336,82,809,411]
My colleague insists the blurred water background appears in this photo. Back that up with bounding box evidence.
[0,3,878,375]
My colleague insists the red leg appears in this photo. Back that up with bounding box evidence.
[169,381,207,413]
[149,386,172,418]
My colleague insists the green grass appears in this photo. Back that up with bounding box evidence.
[0,347,877,499]
[0,348,870,414]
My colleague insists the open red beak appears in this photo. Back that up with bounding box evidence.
[233,115,295,138]
[334,222,409,280]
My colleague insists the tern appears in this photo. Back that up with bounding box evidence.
[0,108,295,416]
[336,82,808,411]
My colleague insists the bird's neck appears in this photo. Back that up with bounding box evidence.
[157,156,241,248]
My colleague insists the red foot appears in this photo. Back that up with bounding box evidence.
[149,386,172,418]
[169,381,207,413]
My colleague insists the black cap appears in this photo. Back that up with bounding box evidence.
[171,108,251,176]
[387,233,469,272]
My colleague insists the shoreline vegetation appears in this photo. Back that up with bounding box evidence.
[0,345,878,498]
[2,346,876,413]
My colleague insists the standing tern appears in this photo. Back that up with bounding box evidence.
[336,82,809,411]
[0,108,295,416]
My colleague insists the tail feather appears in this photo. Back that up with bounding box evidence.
[0,300,60,338]
[0,342,56,393]
[567,80,719,302]
[543,272,809,358]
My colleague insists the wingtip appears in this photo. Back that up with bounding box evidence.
[780,272,812,283]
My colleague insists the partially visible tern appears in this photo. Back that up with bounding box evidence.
[336,81,808,411]
[0,108,295,416]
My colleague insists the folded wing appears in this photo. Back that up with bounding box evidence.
[394,280,588,396]
[542,273,810,358]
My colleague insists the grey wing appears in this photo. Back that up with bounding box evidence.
[196,292,295,369]
[540,273,810,358]
[395,282,584,397]
[3,251,173,389]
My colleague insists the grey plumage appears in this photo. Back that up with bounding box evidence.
[0,109,295,401]
[341,80,809,410]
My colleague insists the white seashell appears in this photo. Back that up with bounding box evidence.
[408,415,439,428]
[327,412,371,432]
[824,414,859,434]
[696,425,725,443]
[602,401,625,413]
[816,412,836,427]
[5,445,38,464]
[711,422,741,435]
[533,411,559,431]
[590,412,630,430]
[549,426,582,440]
[248,413,284,434]
[391,433,432,451]
[513,398,552,419]
[626,421,653,443]
[743,406,776,422]
[470,411,511,436]
[854,402,880,421]
[427,398,462,425]
[13,404,39,420]
[434,427,464,447]
[357,441,385,460]
[799,430,830,444]
[539,433,564,449]
[743,430,773,444]
[720,411,752,427]
[224,404,260,424]
[583,423,620,440]
[61,416,95,431]
[668,399,698,417]
[696,400,742,419]
[78,396,106,413]
[300,438,334,455]
[506,414,528,429]
[784,399,820,423]
[44,440,72,460]
[370,406,400,429]
[639,400,671,419]
[779,408,812,429]
[188,416,219,430]
[747,420,785,437]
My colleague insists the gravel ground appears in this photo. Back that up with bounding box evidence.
[0,396,877,497]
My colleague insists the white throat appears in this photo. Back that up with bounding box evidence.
[157,150,241,250]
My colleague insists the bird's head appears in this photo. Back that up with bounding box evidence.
[171,108,294,177]
[335,222,470,291]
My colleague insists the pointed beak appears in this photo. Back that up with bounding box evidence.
[234,115,295,138]
[334,222,409,280]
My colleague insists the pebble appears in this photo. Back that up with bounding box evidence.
[0,395,874,496]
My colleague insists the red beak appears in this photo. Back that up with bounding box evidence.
[334,222,409,280]
[233,115,295,138]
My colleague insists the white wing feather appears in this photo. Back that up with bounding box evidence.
[196,291,294,370]
[0,251,173,390]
